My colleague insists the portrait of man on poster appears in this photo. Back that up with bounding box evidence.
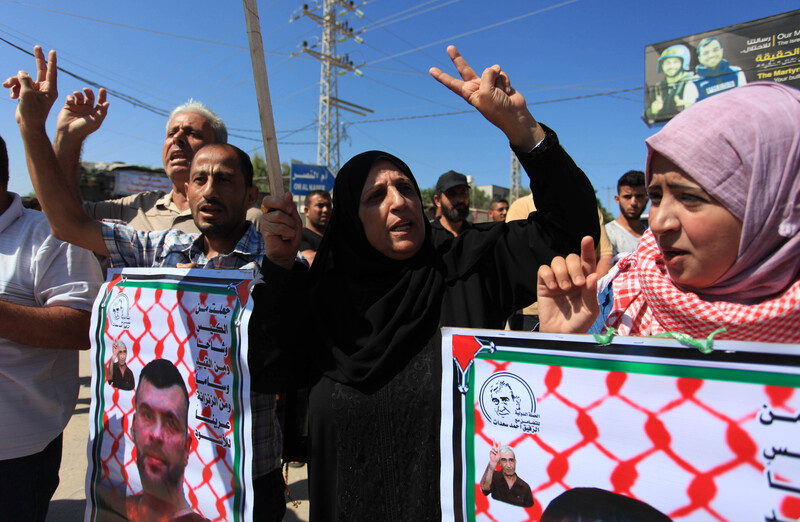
[126,359,209,522]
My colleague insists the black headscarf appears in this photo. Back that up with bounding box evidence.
[310,151,446,390]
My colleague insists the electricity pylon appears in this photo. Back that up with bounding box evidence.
[292,1,371,172]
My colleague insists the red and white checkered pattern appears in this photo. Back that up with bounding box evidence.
[471,359,800,522]
[92,274,249,521]
[608,231,800,342]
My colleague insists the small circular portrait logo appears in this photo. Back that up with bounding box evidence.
[479,372,539,433]
[108,293,131,329]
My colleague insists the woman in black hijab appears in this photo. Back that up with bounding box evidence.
[256,46,599,521]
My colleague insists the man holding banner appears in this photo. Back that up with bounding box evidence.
[6,46,287,521]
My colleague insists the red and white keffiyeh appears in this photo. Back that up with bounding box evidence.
[607,231,800,343]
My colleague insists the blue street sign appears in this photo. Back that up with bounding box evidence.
[290,163,335,195]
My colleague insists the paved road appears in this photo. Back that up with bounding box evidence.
[47,350,309,521]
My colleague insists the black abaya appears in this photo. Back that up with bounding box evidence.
[256,127,599,521]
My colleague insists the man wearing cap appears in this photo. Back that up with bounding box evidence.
[431,169,471,246]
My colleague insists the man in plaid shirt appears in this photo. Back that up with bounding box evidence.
[8,47,287,521]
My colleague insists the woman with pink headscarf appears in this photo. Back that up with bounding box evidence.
[538,82,800,343]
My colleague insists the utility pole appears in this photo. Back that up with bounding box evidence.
[292,1,372,172]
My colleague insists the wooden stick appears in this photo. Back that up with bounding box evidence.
[243,0,284,197]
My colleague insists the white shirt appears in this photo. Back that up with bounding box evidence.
[0,193,102,459]
[605,220,645,257]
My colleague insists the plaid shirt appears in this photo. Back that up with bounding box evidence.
[101,220,281,477]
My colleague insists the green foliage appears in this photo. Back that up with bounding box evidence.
[596,190,614,223]
[471,188,491,210]
[251,152,291,194]
[420,187,436,207]
[420,185,517,211]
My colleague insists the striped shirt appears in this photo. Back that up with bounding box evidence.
[101,220,281,477]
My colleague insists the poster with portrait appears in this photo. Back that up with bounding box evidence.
[85,268,255,521]
[440,328,800,521]
[643,9,800,125]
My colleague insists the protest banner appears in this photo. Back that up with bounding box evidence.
[86,268,255,521]
[441,328,800,521]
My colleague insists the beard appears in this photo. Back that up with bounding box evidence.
[193,199,246,239]
[442,203,469,222]
[196,219,240,239]
[136,453,186,502]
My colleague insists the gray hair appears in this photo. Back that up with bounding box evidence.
[498,445,515,457]
[167,100,227,144]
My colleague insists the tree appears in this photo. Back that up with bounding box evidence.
[596,190,614,223]
[251,152,291,195]
[470,188,491,211]
[420,187,436,208]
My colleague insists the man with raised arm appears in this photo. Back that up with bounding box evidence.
[480,442,534,508]
[5,46,286,522]
[51,67,259,233]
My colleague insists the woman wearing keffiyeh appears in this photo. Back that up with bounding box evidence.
[538,82,800,343]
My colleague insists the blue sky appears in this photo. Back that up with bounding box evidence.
[1,0,796,209]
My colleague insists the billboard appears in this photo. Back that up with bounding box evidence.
[644,10,800,125]
[114,169,172,196]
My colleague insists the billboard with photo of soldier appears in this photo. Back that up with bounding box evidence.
[644,9,800,125]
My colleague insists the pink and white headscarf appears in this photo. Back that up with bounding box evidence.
[607,83,800,342]
[645,81,800,303]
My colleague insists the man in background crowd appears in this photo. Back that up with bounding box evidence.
[299,189,331,265]
[605,170,648,257]
[487,195,508,222]
[432,169,471,244]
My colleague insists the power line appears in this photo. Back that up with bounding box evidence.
[363,0,462,33]
[0,35,322,141]
[361,73,445,107]
[6,0,256,51]
[346,87,643,124]
[366,0,582,67]
[0,36,170,117]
